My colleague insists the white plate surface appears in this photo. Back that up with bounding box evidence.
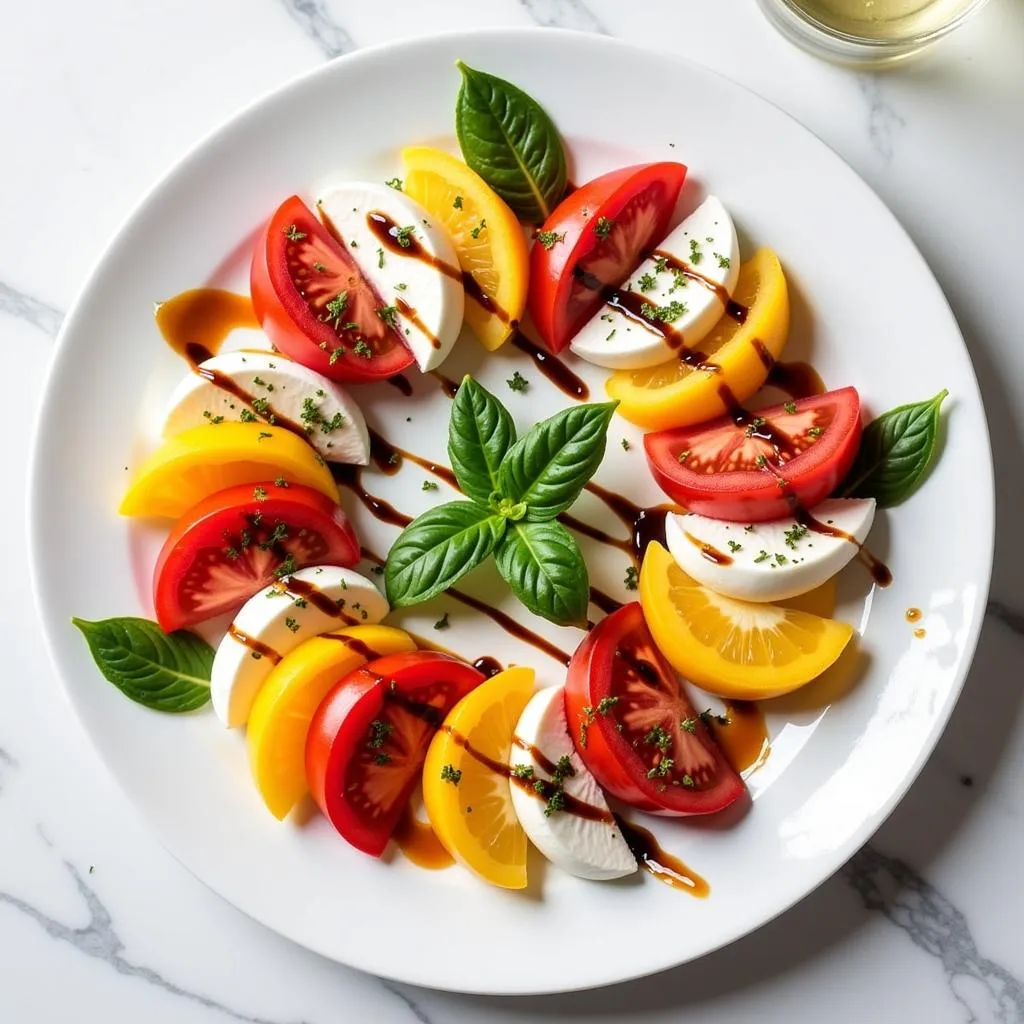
[28,28,993,994]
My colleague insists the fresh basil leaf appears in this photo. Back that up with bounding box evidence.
[448,375,516,505]
[71,617,212,713]
[498,401,618,521]
[385,501,506,607]
[455,61,567,223]
[842,389,949,507]
[495,521,589,627]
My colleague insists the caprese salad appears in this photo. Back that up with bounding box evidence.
[73,61,949,894]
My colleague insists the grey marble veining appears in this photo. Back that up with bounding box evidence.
[0,281,64,338]
[845,845,1024,1022]
[380,980,435,1024]
[858,75,906,166]
[278,0,356,59]
[0,857,312,1024]
[518,0,608,34]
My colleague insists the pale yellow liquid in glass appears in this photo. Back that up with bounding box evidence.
[792,0,975,38]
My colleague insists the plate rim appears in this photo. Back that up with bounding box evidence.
[27,25,995,994]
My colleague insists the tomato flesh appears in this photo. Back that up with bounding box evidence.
[153,481,359,632]
[250,195,414,382]
[644,387,863,522]
[528,163,686,353]
[565,603,745,816]
[306,652,485,856]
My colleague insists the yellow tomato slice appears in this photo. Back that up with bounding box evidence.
[247,626,416,820]
[422,667,535,889]
[402,146,528,351]
[606,248,790,430]
[119,423,337,518]
[639,542,852,700]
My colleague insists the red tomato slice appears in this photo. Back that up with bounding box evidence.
[528,162,686,353]
[306,652,485,857]
[565,603,745,816]
[644,387,863,522]
[153,481,359,632]
[250,195,414,383]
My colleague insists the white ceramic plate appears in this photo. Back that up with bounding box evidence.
[29,28,993,994]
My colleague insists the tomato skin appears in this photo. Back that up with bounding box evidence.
[565,621,662,813]
[153,481,359,633]
[644,388,863,522]
[306,652,485,857]
[250,195,414,383]
[528,163,686,353]
[566,603,745,817]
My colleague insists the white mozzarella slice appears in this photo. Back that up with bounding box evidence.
[665,498,876,603]
[570,196,740,370]
[314,182,464,372]
[163,350,370,465]
[211,566,388,728]
[509,686,636,881]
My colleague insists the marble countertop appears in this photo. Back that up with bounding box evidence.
[4,0,1024,1020]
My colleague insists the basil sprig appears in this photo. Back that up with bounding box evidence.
[499,402,617,520]
[386,377,616,626]
[455,61,567,223]
[841,389,948,507]
[384,502,508,607]
[494,520,589,626]
[72,617,213,712]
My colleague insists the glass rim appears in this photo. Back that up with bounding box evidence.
[764,0,992,51]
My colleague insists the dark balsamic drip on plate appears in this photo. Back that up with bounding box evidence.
[155,288,258,363]
[765,359,827,400]
[447,589,573,667]
[584,480,644,527]
[616,817,709,896]
[510,331,591,400]
[429,370,461,398]
[331,464,413,528]
[367,428,459,488]
[707,701,771,774]
[393,808,454,870]
[404,633,503,678]
[387,374,414,396]
[560,512,633,557]
[358,547,573,667]
[472,656,503,678]
[632,508,669,561]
